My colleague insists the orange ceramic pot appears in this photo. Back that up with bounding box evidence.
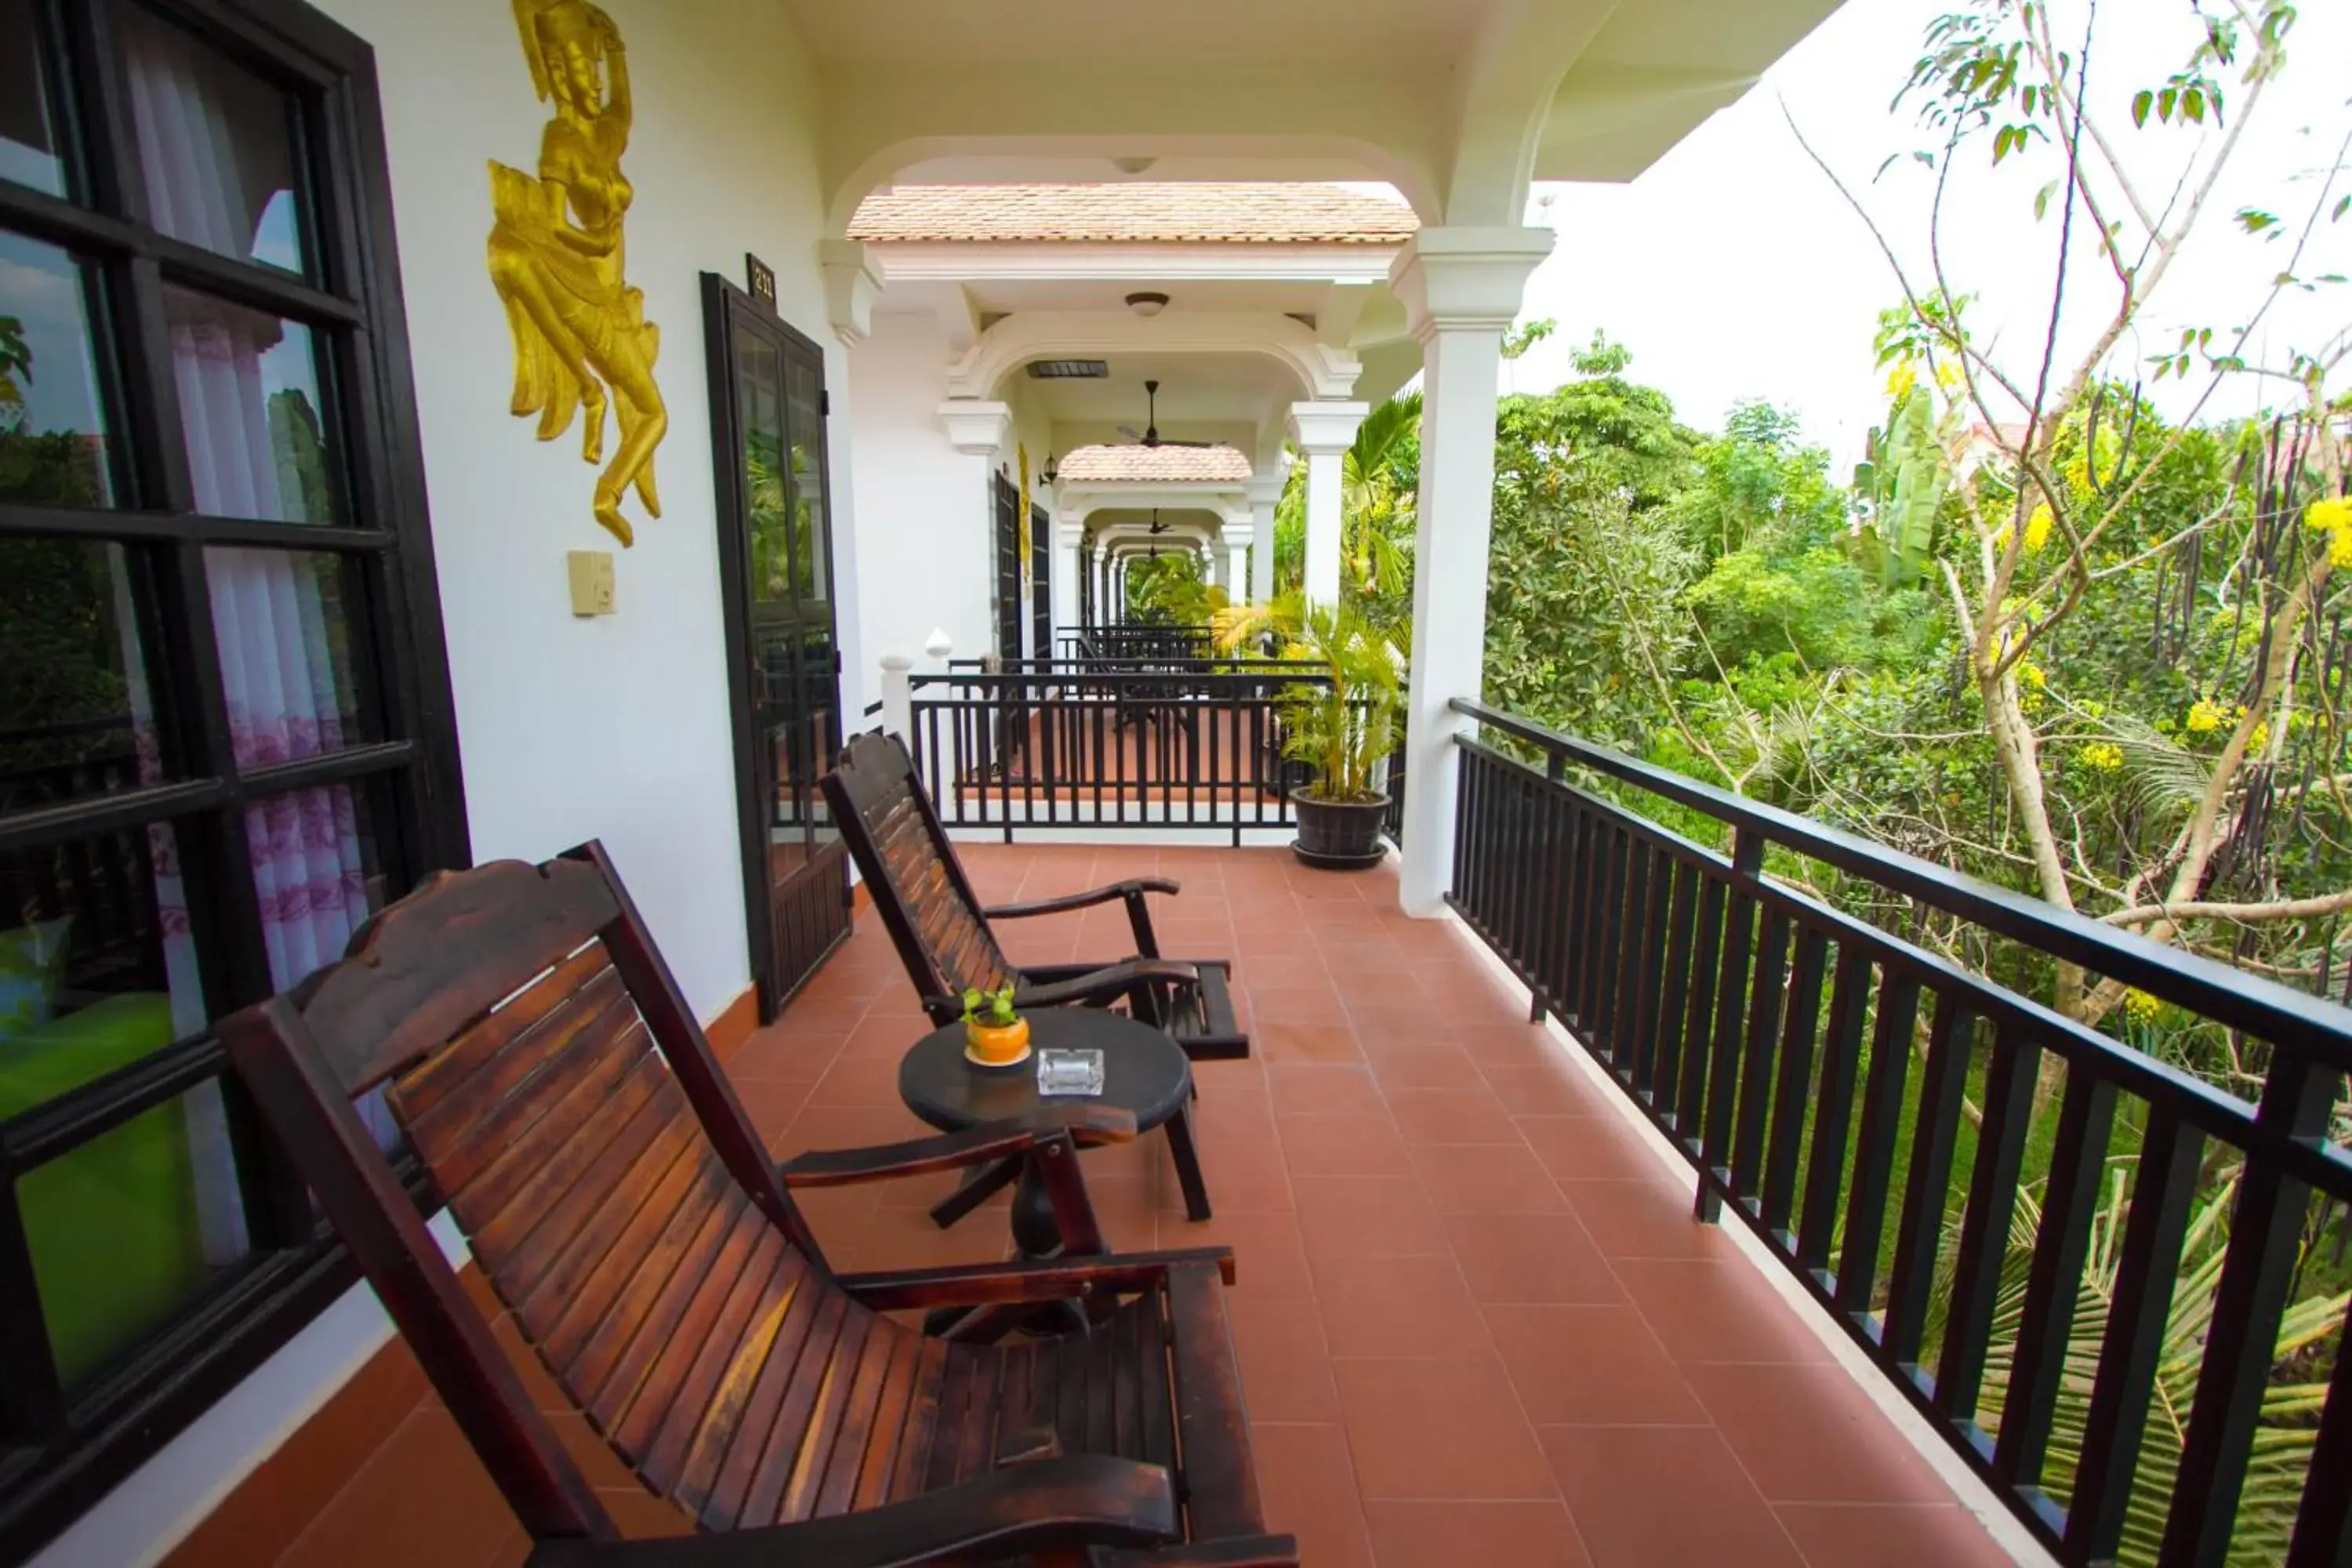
[964,1016,1032,1068]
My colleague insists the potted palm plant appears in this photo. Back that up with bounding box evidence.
[1247,601,1402,869]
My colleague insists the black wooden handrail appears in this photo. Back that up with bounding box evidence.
[1453,695,2352,1068]
[1443,699,2352,1567]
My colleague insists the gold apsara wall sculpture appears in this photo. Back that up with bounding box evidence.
[488,0,667,546]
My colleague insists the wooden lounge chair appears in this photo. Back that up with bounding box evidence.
[220,843,1293,1567]
[821,731,1247,1062]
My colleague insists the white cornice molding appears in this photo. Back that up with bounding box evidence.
[945,310,1362,401]
[1059,479,1248,521]
[818,238,886,347]
[937,400,1013,455]
[1388,227,1555,341]
[1288,400,1370,456]
[869,241,1402,286]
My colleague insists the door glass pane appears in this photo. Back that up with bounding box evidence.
[0,0,66,196]
[119,3,307,276]
[737,326,787,608]
[204,547,372,766]
[783,350,828,607]
[1,230,118,507]
[1,539,171,811]
[166,288,339,523]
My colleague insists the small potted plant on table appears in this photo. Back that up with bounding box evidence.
[961,984,1032,1068]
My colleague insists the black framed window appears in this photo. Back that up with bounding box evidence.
[0,0,463,1557]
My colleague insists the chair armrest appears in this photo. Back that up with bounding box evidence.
[1014,957,1200,1010]
[983,877,1180,920]
[778,1106,1138,1188]
[523,1454,1178,1568]
[837,1246,1238,1310]
[1092,1538,1303,1568]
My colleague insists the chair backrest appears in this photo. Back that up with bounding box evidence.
[821,731,1015,1013]
[222,843,870,1544]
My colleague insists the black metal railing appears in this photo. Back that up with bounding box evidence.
[1445,696,2352,1568]
[1059,623,1214,663]
[907,668,1327,841]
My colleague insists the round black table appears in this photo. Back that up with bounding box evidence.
[899,1009,1196,1261]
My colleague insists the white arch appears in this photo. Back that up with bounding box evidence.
[1058,484,1248,528]
[946,312,1362,402]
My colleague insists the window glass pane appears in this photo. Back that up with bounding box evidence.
[205,547,372,767]
[165,289,339,523]
[0,819,208,1073]
[23,1082,245,1392]
[1,539,171,811]
[0,0,67,196]
[118,4,307,276]
[0,230,117,507]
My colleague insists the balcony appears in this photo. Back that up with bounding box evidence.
[176,841,2015,1568]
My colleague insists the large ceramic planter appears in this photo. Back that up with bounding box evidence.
[1290,789,1390,870]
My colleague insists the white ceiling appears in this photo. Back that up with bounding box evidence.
[774,0,1496,69]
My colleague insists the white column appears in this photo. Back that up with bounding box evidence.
[1289,402,1367,608]
[1247,478,1281,604]
[1091,545,1109,628]
[1390,227,1555,916]
[1225,535,1251,597]
[877,651,913,743]
[1052,514,1083,650]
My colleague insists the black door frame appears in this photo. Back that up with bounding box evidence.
[700,274,849,1022]
[1029,499,1051,662]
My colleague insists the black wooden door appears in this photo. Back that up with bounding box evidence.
[1030,502,1051,660]
[702,275,851,1020]
[993,472,1022,662]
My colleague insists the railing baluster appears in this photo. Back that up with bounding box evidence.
[1697,833,1764,1219]
[1728,906,1791,1204]
[1646,860,1701,1111]
[1940,1022,2039,1428]
[1835,968,1922,1316]
[2161,1052,2339,1567]
[1796,945,1871,1278]
[1759,924,1827,1241]
[2066,1105,2201,1561]
[1555,797,1591,1024]
[1881,993,1971,1369]
[1604,840,1655,1068]
[2286,1299,2352,1566]
[1995,1067,2117,1501]
[1592,826,1630,1050]
[1672,871,1729,1147]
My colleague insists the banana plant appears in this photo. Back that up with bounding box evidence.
[1853,384,1950,589]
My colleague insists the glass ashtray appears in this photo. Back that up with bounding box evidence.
[1036,1047,1106,1097]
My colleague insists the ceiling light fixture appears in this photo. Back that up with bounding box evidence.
[1125,291,1170,318]
[1112,155,1157,175]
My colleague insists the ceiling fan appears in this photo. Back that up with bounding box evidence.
[1146,507,1172,535]
[1116,379,1214,449]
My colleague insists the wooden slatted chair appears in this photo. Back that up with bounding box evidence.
[220,843,1293,1567]
[820,731,1247,1062]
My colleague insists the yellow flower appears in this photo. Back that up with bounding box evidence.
[2024,503,2054,553]
[1933,361,1964,393]
[2080,742,2123,771]
[1886,362,1918,400]
[2122,988,2162,1023]
[2248,721,2270,754]
[2020,662,2046,690]
[2186,699,2224,733]
[2307,495,2352,568]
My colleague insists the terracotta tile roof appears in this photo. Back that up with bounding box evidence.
[848,183,1419,245]
[1056,444,1254,483]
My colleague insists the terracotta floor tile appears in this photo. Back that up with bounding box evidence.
[1165,1138,1294,1214]
[1773,1504,2013,1568]
[278,1407,517,1568]
[1362,1040,1486,1093]
[1293,1175,1450,1258]
[1163,1209,1316,1301]
[1310,1253,1490,1359]
[1559,1178,1738,1261]
[1254,1021,1365,1063]
[1332,1356,1556,1500]
[1453,1022,1570,1066]
[1682,1362,1955,1504]
[1227,1299,1342,1422]
[1250,1424,1374,1568]
[1407,1143,1570,1214]
[1320,941,1410,978]
[1385,1087,1523,1144]
[1480,1058,1617,1117]
[724,1028,843,1083]
[728,1077,811,1149]
[1335,969,1431,1010]
[1363,1500,1593,1567]
[1267,1062,1386,1117]
[1278,1112,1413,1177]
[1445,1214,1626,1305]
[1541,1425,1806,1568]
[1613,1259,1832,1365]
[770,993,871,1033]
[1481,1304,1708,1425]
[1517,1113,1671,1181]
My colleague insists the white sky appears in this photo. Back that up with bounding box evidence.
[1506,0,2352,475]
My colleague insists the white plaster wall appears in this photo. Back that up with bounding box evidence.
[31,5,841,1562]
[847,313,994,673]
